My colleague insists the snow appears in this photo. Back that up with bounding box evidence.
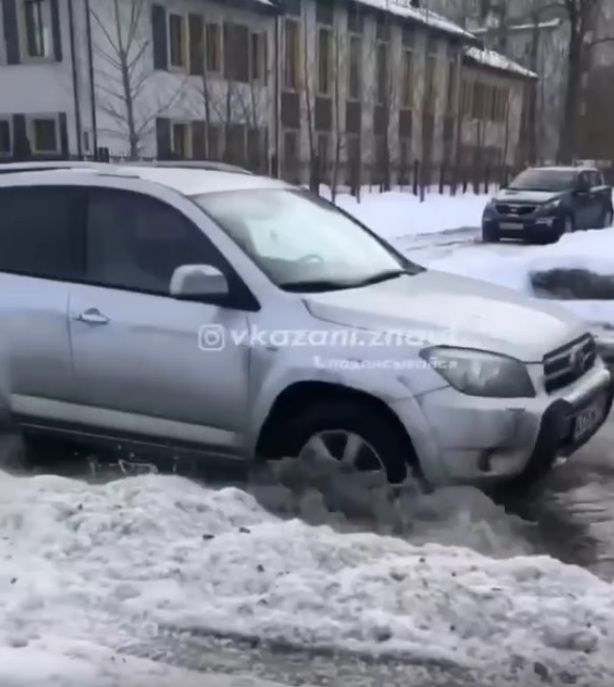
[336,189,490,241]
[2,466,614,685]
[338,188,614,327]
[354,0,475,40]
[464,46,538,79]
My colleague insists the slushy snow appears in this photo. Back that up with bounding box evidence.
[2,469,614,685]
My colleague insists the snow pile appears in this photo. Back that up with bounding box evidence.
[526,230,614,278]
[2,470,614,684]
[465,46,538,79]
[337,190,490,241]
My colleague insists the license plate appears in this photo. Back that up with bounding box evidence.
[573,394,607,443]
[500,222,524,230]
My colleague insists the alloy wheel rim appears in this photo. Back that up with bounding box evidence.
[299,430,384,472]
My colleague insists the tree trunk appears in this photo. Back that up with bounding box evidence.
[559,26,583,163]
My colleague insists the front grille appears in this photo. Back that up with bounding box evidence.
[495,204,536,216]
[543,334,597,393]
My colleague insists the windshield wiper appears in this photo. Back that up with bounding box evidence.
[351,269,414,287]
[278,279,356,293]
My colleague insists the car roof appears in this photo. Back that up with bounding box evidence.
[0,161,291,196]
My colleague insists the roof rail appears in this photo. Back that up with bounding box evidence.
[0,159,255,176]
[0,161,114,175]
[130,160,254,175]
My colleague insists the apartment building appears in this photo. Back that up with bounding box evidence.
[0,0,537,183]
[0,0,277,165]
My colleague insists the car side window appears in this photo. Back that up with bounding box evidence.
[86,188,223,294]
[0,186,82,280]
[578,172,591,191]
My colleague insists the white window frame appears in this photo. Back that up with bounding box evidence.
[26,113,60,154]
[20,0,54,62]
[168,13,188,71]
[0,118,12,157]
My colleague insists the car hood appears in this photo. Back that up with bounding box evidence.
[493,188,563,204]
[303,270,587,362]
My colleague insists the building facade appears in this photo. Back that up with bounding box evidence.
[459,47,536,172]
[0,0,538,184]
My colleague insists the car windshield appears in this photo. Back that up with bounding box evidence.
[508,169,577,192]
[192,188,422,291]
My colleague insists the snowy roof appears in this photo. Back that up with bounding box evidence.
[472,18,562,33]
[355,0,476,40]
[464,46,538,80]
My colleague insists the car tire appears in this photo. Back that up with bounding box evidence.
[602,207,613,229]
[283,398,413,485]
[482,226,499,243]
[558,215,575,240]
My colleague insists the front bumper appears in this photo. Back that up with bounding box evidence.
[483,213,565,240]
[391,362,613,486]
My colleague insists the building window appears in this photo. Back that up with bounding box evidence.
[446,56,457,115]
[376,43,388,105]
[225,124,246,165]
[169,14,186,69]
[206,24,221,73]
[284,19,300,91]
[316,0,333,26]
[376,13,389,41]
[317,27,332,96]
[24,0,50,58]
[402,25,414,47]
[30,117,59,154]
[348,34,361,100]
[172,122,191,159]
[207,124,222,160]
[348,4,363,34]
[401,48,413,109]
[250,32,266,82]
[424,54,436,114]
[346,133,360,185]
[283,129,300,181]
[0,120,11,156]
[224,23,249,83]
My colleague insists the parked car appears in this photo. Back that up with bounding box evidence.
[0,163,611,487]
[482,166,613,243]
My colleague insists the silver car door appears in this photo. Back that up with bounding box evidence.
[68,186,251,458]
[0,184,81,422]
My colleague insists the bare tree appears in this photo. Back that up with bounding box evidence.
[91,0,183,158]
[301,3,318,193]
[546,0,614,161]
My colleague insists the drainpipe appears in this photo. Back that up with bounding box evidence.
[67,0,82,157]
[85,0,98,156]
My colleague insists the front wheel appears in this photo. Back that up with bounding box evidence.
[284,399,415,485]
[482,226,499,243]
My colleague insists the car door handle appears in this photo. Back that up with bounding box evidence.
[73,308,110,325]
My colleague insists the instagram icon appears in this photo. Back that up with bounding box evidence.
[198,325,226,351]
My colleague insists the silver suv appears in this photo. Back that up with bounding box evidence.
[0,163,611,485]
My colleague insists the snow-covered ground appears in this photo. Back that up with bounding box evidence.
[341,188,614,327]
[2,465,614,686]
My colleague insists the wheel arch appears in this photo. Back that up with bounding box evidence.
[255,380,419,469]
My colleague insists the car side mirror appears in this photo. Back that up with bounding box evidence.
[170,264,229,301]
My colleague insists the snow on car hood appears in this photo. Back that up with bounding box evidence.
[304,270,587,362]
[494,188,562,204]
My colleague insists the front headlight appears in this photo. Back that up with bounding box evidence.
[541,198,562,213]
[420,347,535,398]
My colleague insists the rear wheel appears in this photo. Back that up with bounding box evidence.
[280,399,415,485]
